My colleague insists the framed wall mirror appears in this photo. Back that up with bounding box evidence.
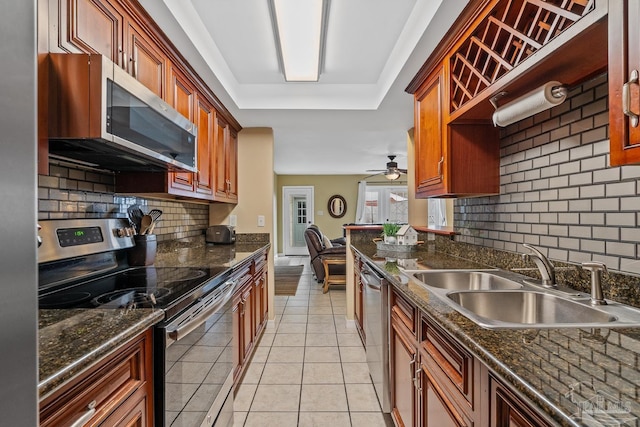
[328,195,347,218]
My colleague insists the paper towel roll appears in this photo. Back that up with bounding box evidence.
[492,81,566,127]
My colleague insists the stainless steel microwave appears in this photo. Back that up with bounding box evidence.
[48,53,197,172]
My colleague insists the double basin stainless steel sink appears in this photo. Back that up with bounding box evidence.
[403,269,640,329]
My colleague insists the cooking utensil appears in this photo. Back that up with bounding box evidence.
[146,209,162,235]
[127,204,144,234]
[148,209,162,222]
[139,215,153,235]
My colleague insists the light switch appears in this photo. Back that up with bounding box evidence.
[257,215,265,227]
[317,210,324,216]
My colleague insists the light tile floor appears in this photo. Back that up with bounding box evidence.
[233,256,393,427]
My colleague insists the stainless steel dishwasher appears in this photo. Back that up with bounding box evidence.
[361,261,391,413]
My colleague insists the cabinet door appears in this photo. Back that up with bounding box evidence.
[101,387,148,427]
[60,0,125,64]
[415,66,446,196]
[609,0,640,166]
[226,129,239,201]
[195,95,215,197]
[421,363,472,427]
[126,21,166,97]
[232,293,243,382]
[241,285,254,363]
[168,66,196,194]
[390,314,417,427]
[214,116,229,198]
[490,376,551,427]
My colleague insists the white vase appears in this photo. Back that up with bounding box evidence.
[384,235,396,244]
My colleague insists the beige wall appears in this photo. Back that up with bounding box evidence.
[210,128,276,318]
[276,174,368,253]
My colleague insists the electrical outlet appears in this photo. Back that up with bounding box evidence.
[257,215,265,227]
[317,210,324,216]
[229,215,237,227]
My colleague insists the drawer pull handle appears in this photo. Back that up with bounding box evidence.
[70,400,97,427]
[623,69,639,127]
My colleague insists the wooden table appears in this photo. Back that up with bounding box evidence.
[321,257,346,293]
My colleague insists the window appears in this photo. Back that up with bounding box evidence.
[360,185,408,224]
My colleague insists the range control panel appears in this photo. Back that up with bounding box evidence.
[38,218,135,264]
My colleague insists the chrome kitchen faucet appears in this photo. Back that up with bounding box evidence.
[522,244,556,287]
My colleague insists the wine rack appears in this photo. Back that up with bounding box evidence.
[449,0,594,113]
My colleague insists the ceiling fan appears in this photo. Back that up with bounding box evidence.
[365,155,407,180]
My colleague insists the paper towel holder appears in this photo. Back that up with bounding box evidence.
[490,84,568,109]
[490,82,568,127]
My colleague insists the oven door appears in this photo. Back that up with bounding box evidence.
[156,279,236,427]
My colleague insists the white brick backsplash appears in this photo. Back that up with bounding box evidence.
[569,172,592,186]
[592,198,619,212]
[559,160,580,175]
[558,213,579,224]
[569,199,591,211]
[607,181,636,197]
[606,242,636,258]
[453,77,640,274]
[540,165,559,178]
[606,212,636,227]
[593,167,620,183]
[592,227,619,240]
[540,235,558,247]
[558,187,580,199]
[580,213,605,225]
[580,184,605,198]
[580,155,606,172]
[549,200,568,211]
[620,165,640,179]
[549,225,569,236]
[569,226,591,238]
[581,240,605,253]
[559,238,580,250]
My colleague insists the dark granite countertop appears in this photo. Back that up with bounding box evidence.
[351,238,640,427]
[39,238,270,400]
[38,308,164,399]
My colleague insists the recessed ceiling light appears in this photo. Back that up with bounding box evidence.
[269,0,329,82]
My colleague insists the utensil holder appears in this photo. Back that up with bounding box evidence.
[127,234,157,266]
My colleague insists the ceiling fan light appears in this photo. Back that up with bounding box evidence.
[385,169,401,180]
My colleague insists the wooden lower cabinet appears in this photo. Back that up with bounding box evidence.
[233,248,270,386]
[40,329,153,427]
[490,376,552,427]
[388,287,551,427]
[390,313,417,427]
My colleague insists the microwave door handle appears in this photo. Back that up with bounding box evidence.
[166,281,235,342]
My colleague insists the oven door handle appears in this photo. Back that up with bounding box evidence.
[167,280,235,342]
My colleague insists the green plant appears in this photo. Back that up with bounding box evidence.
[382,222,401,237]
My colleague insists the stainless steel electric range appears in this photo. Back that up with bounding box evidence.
[38,218,236,427]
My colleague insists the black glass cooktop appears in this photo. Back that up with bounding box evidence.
[39,266,230,315]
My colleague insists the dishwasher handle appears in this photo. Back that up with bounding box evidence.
[360,264,384,292]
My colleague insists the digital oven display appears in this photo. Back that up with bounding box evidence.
[56,227,104,247]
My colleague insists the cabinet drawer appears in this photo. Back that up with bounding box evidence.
[40,330,150,427]
[420,315,474,406]
[391,289,416,334]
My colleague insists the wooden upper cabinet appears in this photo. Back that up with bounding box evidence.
[125,21,166,98]
[609,0,640,166]
[213,116,239,203]
[168,65,196,195]
[414,66,500,198]
[195,95,215,197]
[415,66,446,197]
[60,0,125,63]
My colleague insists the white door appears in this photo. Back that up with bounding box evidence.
[283,186,314,255]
